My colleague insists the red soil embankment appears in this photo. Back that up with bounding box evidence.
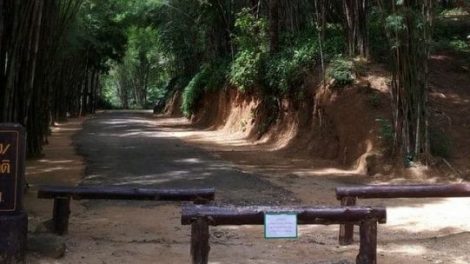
[166,66,394,175]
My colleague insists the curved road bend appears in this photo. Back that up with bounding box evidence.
[74,111,293,204]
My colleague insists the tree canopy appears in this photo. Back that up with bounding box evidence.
[1,0,468,161]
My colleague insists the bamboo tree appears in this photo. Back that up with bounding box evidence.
[378,0,433,163]
[343,0,369,58]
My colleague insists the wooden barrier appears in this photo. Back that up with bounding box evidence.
[336,183,470,245]
[181,204,386,264]
[38,185,215,235]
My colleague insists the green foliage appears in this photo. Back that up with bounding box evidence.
[230,50,264,91]
[182,69,209,117]
[368,7,390,61]
[449,39,470,52]
[433,17,470,54]
[430,128,451,158]
[100,71,122,108]
[368,93,381,108]
[440,7,469,17]
[264,40,318,94]
[322,24,347,56]
[327,57,354,87]
[205,59,230,92]
[229,9,269,91]
[233,8,269,52]
[385,15,407,33]
[74,0,129,70]
[376,118,394,154]
[182,62,229,116]
[264,27,345,95]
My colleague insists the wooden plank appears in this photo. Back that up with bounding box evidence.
[37,186,215,201]
[356,219,377,264]
[339,197,357,245]
[0,212,28,263]
[181,205,386,226]
[336,184,470,199]
[191,217,210,264]
[53,197,71,235]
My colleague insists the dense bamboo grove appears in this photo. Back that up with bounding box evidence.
[1,0,467,162]
[0,0,125,156]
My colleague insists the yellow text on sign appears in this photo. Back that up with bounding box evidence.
[0,160,10,174]
[0,144,10,155]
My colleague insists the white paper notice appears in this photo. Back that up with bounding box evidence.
[264,213,298,239]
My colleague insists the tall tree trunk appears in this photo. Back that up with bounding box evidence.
[268,0,279,54]
[343,0,369,58]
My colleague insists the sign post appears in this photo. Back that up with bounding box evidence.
[0,124,27,264]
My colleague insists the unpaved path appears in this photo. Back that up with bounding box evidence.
[25,111,470,264]
[74,111,293,204]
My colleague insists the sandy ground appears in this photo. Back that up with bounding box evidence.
[24,112,470,264]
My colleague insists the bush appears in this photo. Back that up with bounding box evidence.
[233,8,268,51]
[264,41,319,94]
[181,62,229,116]
[368,7,390,61]
[181,69,210,117]
[433,17,470,54]
[206,59,229,92]
[323,24,346,56]
[229,8,269,92]
[449,39,470,52]
[229,50,265,91]
[327,57,354,87]
[440,7,469,17]
[264,27,345,95]
[376,118,394,155]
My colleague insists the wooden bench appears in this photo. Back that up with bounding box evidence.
[336,183,470,245]
[181,204,386,264]
[38,185,215,235]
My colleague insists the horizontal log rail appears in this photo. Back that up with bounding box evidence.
[38,186,215,201]
[336,184,470,200]
[37,185,215,235]
[182,204,386,264]
[336,183,470,245]
[181,205,386,225]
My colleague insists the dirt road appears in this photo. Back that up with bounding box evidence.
[74,111,293,204]
[25,111,470,264]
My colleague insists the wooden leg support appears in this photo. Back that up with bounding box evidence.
[53,197,71,235]
[356,219,377,264]
[191,217,210,264]
[339,196,357,245]
[0,211,28,263]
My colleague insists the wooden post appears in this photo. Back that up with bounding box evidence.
[53,197,71,235]
[339,196,357,245]
[356,219,377,264]
[0,213,27,264]
[191,217,210,264]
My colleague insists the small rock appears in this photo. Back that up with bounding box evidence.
[213,231,224,238]
[27,233,66,259]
